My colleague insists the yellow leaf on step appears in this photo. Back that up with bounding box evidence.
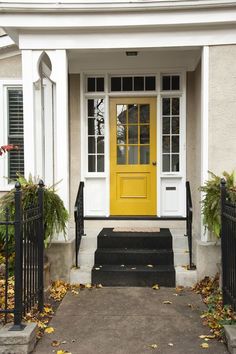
[152,284,160,290]
[163,300,172,304]
[150,344,158,349]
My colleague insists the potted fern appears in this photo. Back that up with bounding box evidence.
[200,171,236,238]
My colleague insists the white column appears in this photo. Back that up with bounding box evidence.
[49,50,69,210]
[22,50,36,178]
[201,46,209,242]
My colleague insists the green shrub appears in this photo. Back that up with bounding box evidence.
[200,171,236,238]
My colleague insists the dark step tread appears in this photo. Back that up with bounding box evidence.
[95,248,173,254]
[92,264,175,272]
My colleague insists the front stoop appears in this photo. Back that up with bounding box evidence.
[224,325,236,354]
[0,322,37,354]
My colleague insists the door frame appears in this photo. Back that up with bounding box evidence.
[80,71,186,217]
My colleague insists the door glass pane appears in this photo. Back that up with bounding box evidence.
[172,154,180,172]
[128,146,138,164]
[140,146,150,164]
[117,105,127,124]
[172,117,179,134]
[172,98,179,115]
[128,104,138,123]
[97,155,104,172]
[97,137,104,153]
[88,137,95,153]
[128,125,138,144]
[140,125,149,144]
[88,118,95,135]
[163,155,170,172]
[140,104,149,123]
[162,98,170,115]
[88,155,96,172]
[172,136,179,153]
[163,117,170,134]
[95,117,105,136]
[117,146,126,164]
[162,136,170,153]
[117,125,126,144]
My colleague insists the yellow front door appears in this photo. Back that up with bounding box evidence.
[110,97,157,216]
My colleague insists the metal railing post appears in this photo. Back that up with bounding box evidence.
[38,180,44,312]
[220,178,227,305]
[12,181,24,330]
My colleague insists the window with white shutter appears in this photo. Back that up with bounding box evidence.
[7,88,24,180]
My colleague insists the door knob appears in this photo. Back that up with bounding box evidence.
[152,161,157,166]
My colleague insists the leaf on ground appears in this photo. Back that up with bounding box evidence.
[199,335,215,339]
[147,264,154,268]
[150,344,158,349]
[163,300,172,304]
[200,342,209,349]
[96,284,103,288]
[131,267,136,270]
[168,343,174,346]
[45,326,55,334]
[85,283,92,288]
[152,284,160,290]
[71,289,79,295]
[51,340,61,347]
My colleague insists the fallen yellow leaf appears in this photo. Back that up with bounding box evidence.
[152,284,160,290]
[147,264,154,268]
[45,327,54,334]
[150,344,158,349]
[51,340,60,347]
[168,343,174,346]
[200,342,209,349]
[163,300,172,304]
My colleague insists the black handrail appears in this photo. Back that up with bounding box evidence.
[186,181,195,270]
[74,181,85,268]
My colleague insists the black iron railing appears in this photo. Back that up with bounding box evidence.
[221,178,236,310]
[0,181,44,330]
[74,181,85,268]
[185,181,195,270]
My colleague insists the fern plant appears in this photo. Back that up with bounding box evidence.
[200,171,236,238]
[0,174,69,248]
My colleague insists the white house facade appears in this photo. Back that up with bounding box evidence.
[0,0,236,285]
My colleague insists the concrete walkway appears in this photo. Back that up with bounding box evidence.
[34,287,228,354]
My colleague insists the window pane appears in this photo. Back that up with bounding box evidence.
[162,136,170,153]
[128,146,138,164]
[117,125,126,144]
[88,99,95,117]
[117,146,126,164]
[172,154,180,172]
[8,137,24,179]
[111,77,121,91]
[163,154,170,172]
[172,136,179,153]
[87,78,95,92]
[88,155,96,172]
[162,76,170,90]
[128,104,138,123]
[134,76,144,91]
[97,136,104,153]
[172,117,179,134]
[95,117,105,136]
[88,137,95,153]
[128,125,138,144]
[163,117,170,134]
[97,155,104,172]
[140,146,150,164]
[96,78,104,92]
[172,98,179,115]
[140,104,149,123]
[162,98,170,115]
[117,105,127,124]
[88,118,95,135]
[145,76,156,91]
[140,125,149,144]
[123,77,132,91]
[172,76,180,90]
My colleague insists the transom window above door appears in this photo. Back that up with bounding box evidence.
[116,104,150,165]
[110,76,156,92]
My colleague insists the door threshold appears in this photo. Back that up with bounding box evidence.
[84,216,186,221]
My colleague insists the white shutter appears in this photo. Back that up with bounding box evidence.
[7,88,24,180]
